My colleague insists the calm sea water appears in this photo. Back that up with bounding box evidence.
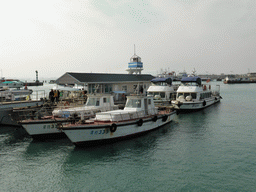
[1,82,256,191]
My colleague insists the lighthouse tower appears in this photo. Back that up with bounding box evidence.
[126,45,143,75]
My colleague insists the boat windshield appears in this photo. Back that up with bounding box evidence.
[181,82,198,86]
[148,92,165,98]
[177,92,197,99]
[86,98,100,106]
[126,99,141,108]
[152,82,168,86]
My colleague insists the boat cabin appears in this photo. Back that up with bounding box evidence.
[95,95,157,122]
[124,95,156,114]
[175,76,212,101]
[147,77,175,101]
[52,94,118,117]
[85,94,116,111]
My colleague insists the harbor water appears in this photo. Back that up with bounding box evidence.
[1,83,256,191]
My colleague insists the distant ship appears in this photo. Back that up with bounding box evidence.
[224,74,256,84]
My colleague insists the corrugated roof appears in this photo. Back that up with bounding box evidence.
[67,72,155,83]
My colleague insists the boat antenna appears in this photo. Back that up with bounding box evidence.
[134,44,136,55]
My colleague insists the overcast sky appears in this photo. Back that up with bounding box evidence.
[1,0,256,80]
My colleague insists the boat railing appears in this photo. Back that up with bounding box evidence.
[30,90,46,101]
[12,102,57,122]
[0,90,47,104]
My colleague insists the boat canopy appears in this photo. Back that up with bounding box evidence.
[151,77,172,85]
[2,81,23,84]
[181,76,202,85]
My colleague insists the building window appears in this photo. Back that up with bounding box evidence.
[104,84,112,93]
[122,85,127,92]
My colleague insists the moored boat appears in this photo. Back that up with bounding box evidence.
[19,94,119,139]
[223,75,256,84]
[0,78,24,89]
[171,76,221,112]
[147,77,178,106]
[0,85,41,126]
[60,95,176,147]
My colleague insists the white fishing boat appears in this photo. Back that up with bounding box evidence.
[147,77,177,106]
[171,76,221,112]
[0,86,39,126]
[60,95,176,147]
[19,94,119,139]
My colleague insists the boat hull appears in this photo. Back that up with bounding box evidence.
[0,100,44,126]
[62,111,176,147]
[224,80,256,84]
[21,119,72,139]
[173,97,221,112]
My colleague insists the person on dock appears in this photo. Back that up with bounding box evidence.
[49,89,54,103]
[56,90,60,103]
[53,90,60,103]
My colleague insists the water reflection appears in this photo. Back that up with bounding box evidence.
[62,122,176,166]
[0,126,30,146]
[173,104,221,143]
[24,138,74,157]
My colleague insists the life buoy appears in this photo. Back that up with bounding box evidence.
[110,123,117,132]
[203,85,206,90]
[162,115,168,122]
[137,119,143,126]
[152,116,158,122]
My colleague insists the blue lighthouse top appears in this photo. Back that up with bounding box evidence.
[128,54,143,68]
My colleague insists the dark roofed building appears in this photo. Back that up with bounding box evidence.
[56,72,154,84]
[56,72,155,95]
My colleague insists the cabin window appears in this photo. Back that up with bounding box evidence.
[122,85,127,92]
[148,92,165,98]
[86,98,100,106]
[148,99,151,105]
[126,99,141,108]
[191,93,197,99]
[86,98,96,106]
[160,92,165,98]
[184,93,190,98]
[96,98,100,106]
[177,93,183,98]
[206,92,211,98]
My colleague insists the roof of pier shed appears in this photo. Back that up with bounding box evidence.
[56,72,155,85]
